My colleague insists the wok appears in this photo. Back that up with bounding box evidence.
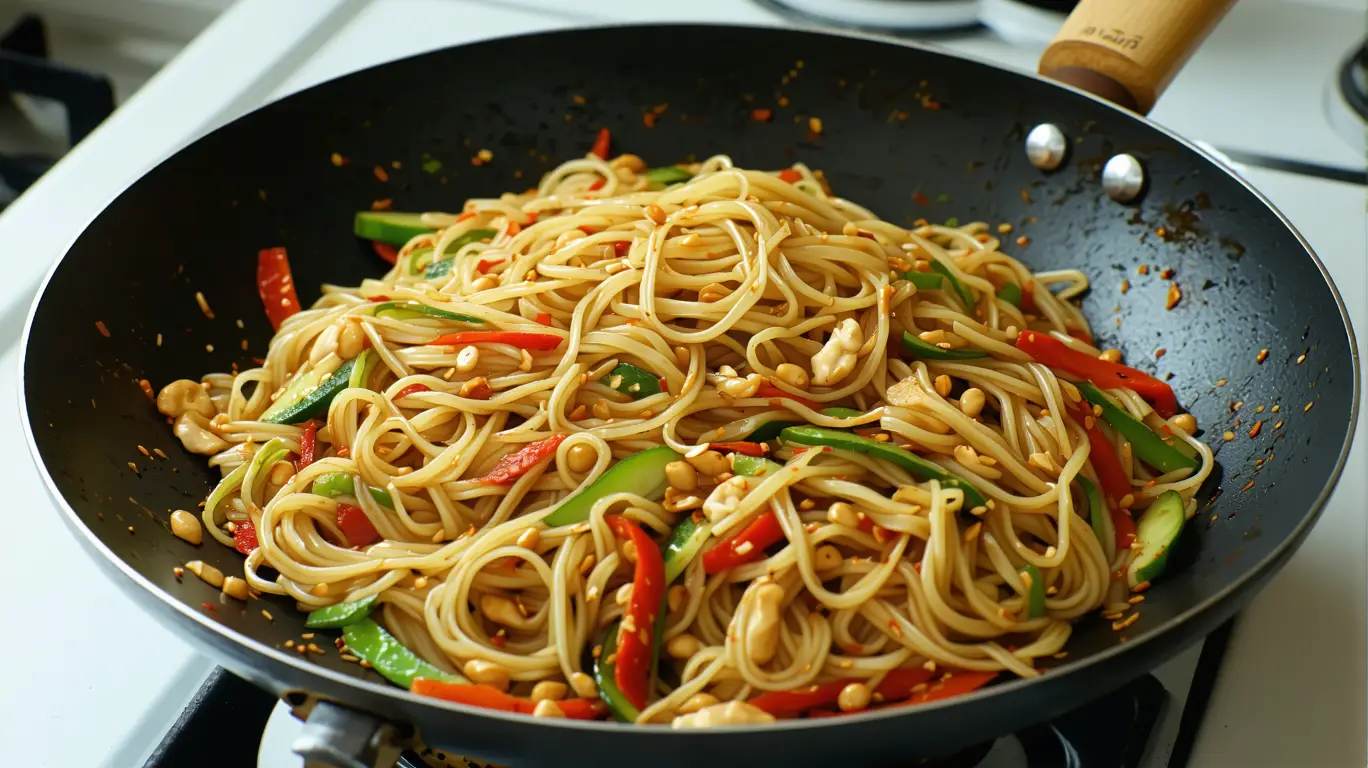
[21,2,1360,766]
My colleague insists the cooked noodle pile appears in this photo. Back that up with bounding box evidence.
[164,152,1212,725]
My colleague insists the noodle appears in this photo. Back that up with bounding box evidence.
[159,151,1212,725]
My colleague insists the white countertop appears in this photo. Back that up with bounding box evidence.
[0,2,1362,766]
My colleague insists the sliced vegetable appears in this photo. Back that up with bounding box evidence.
[902,270,945,291]
[337,503,380,547]
[662,514,711,584]
[405,247,434,275]
[312,472,394,508]
[750,667,937,717]
[426,331,563,351]
[901,330,986,361]
[602,363,660,399]
[393,383,430,401]
[342,618,462,688]
[591,127,611,159]
[702,510,786,574]
[348,349,377,390]
[820,407,864,419]
[372,241,399,265]
[1077,475,1109,548]
[205,464,248,527]
[642,166,693,188]
[929,259,976,309]
[1016,330,1177,418]
[1127,490,1185,587]
[1065,403,1131,503]
[755,382,818,410]
[1076,382,1198,475]
[780,426,987,509]
[295,420,319,472]
[257,247,301,331]
[260,358,357,425]
[473,434,568,485]
[710,441,766,456]
[1019,564,1045,618]
[234,520,258,555]
[899,670,997,706]
[423,229,500,280]
[592,622,640,723]
[730,454,782,477]
[542,446,679,527]
[606,516,666,711]
[1112,506,1137,554]
[409,679,605,719]
[373,301,483,324]
[305,594,378,628]
[996,282,1022,307]
[354,211,432,246]
[777,168,802,183]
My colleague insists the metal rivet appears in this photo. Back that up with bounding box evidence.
[1102,154,1145,202]
[1025,123,1067,171]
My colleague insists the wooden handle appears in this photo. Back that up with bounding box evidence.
[1038,0,1237,114]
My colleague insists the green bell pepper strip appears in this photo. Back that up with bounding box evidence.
[354,211,432,246]
[1077,475,1109,549]
[780,425,987,509]
[260,358,357,425]
[204,463,248,528]
[311,472,394,508]
[1076,382,1198,474]
[602,363,660,399]
[592,622,641,722]
[641,166,694,188]
[996,283,1022,307]
[902,271,945,291]
[929,260,977,309]
[1019,564,1045,618]
[405,247,434,276]
[746,406,866,442]
[305,595,378,628]
[901,330,987,361]
[541,446,680,527]
[342,618,464,688]
[372,301,483,324]
[423,229,499,280]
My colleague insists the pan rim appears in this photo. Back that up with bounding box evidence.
[18,21,1363,737]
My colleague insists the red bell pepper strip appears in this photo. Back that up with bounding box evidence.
[702,511,787,574]
[337,503,380,547]
[755,382,819,410]
[1016,330,1177,418]
[606,516,666,711]
[1067,403,1131,504]
[1068,327,1094,346]
[901,670,997,706]
[256,247,301,331]
[234,520,259,555]
[588,178,606,192]
[591,127,611,159]
[473,434,568,485]
[295,421,319,473]
[710,441,766,456]
[409,679,606,720]
[777,168,802,183]
[372,241,399,265]
[393,383,431,401]
[1111,507,1137,552]
[535,312,553,326]
[1020,282,1037,312]
[612,240,631,257]
[427,331,563,351]
[750,667,943,717]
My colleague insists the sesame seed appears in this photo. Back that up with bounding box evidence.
[1304,401,1314,412]
[261,610,274,621]
[1256,348,1269,364]
[1112,612,1140,631]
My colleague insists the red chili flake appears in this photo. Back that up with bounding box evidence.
[138,379,155,403]
[613,240,631,257]
[913,192,930,206]
[371,198,393,211]
[588,178,606,191]
[373,166,389,182]
[201,602,218,612]
[751,108,773,122]
[476,258,503,274]
[535,313,553,326]
[95,320,110,337]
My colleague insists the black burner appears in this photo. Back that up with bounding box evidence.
[1340,39,1367,122]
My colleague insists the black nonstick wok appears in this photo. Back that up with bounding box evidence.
[21,10,1360,768]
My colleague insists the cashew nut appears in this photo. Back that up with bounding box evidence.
[810,318,863,386]
[157,379,216,419]
[743,582,785,665]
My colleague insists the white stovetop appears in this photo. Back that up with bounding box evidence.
[0,2,1361,767]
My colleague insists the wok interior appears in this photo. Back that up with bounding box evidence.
[25,24,1356,733]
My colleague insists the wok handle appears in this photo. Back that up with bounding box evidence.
[1038,0,1237,114]
[292,699,404,768]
